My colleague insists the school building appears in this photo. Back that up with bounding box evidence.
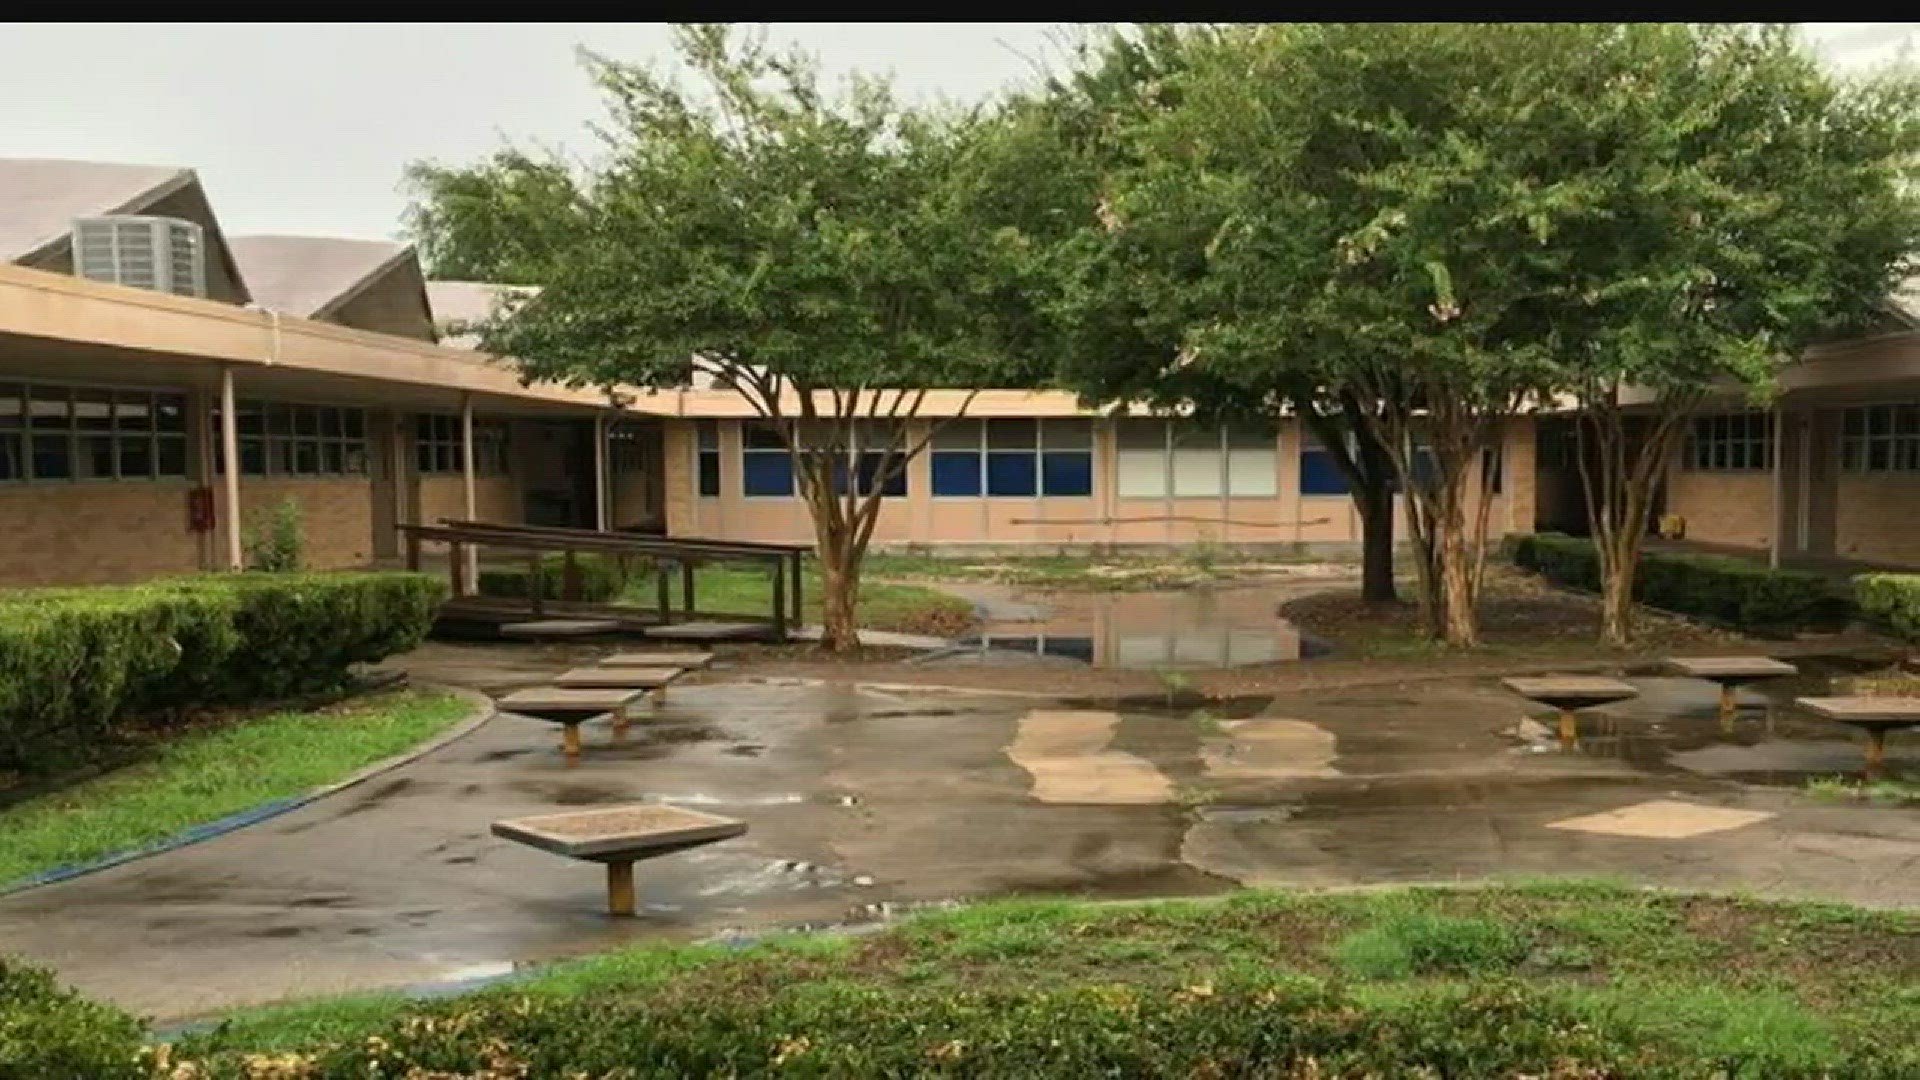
[0,157,1911,588]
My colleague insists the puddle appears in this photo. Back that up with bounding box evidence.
[925,584,1332,670]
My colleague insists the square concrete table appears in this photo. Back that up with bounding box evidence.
[495,687,644,765]
[1665,657,1799,724]
[500,618,620,640]
[491,804,748,916]
[552,666,685,710]
[1501,676,1639,745]
[601,650,714,670]
[1794,696,1920,775]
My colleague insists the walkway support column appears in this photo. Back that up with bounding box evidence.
[219,364,243,570]
[461,393,478,589]
[594,413,610,532]
[1769,405,1784,570]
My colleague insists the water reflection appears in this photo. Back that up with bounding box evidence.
[933,585,1331,670]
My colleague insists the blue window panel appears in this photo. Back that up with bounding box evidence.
[857,452,906,497]
[1041,451,1093,496]
[1412,447,1439,490]
[697,451,720,497]
[1299,448,1350,495]
[930,451,981,496]
[742,451,794,496]
[986,452,1037,496]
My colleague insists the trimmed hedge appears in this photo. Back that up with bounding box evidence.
[168,974,1915,1078]
[477,553,633,603]
[1855,573,1920,642]
[0,572,444,773]
[0,957,147,1079]
[1511,533,1850,630]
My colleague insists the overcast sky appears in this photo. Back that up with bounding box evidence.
[0,23,1909,243]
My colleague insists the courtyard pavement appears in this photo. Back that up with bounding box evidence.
[0,642,1915,1021]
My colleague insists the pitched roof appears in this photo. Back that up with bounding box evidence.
[228,235,415,318]
[0,158,195,263]
[426,280,538,349]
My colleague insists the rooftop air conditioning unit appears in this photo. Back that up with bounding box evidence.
[71,215,207,298]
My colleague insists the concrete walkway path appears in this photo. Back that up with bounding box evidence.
[2,644,1916,1021]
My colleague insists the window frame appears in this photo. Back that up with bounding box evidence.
[1115,418,1278,500]
[0,378,191,484]
[1840,404,1920,474]
[1684,411,1774,473]
[414,412,507,478]
[929,418,1094,499]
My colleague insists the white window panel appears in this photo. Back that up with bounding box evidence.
[1226,447,1278,496]
[1171,448,1223,496]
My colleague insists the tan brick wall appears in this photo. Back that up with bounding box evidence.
[1664,469,1773,551]
[0,482,204,585]
[416,475,518,526]
[658,415,1535,550]
[1835,473,1920,567]
[219,477,377,570]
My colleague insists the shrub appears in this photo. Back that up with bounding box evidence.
[0,572,444,772]
[1510,533,1849,630]
[165,974,1906,1078]
[0,956,147,1079]
[242,497,304,573]
[1855,573,1920,641]
[477,552,633,603]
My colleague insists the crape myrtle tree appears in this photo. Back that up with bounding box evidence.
[1033,25,1406,602]
[405,25,1048,651]
[1529,24,1920,645]
[1047,24,1571,646]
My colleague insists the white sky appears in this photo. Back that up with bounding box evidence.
[0,23,1908,243]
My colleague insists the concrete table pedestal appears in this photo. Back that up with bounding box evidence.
[1795,696,1920,777]
[1665,657,1799,727]
[492,804,749,917]
[1501,676,1639,747]
[496,687,646,766]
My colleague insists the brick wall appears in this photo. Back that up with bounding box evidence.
[1835,473,1920,567]
[219,477,377,570]
[0,482,204,585]
[416,475,518,527]
[1663,469,1773,551]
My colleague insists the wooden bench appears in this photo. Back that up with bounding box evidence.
[1794,696,1920,775]
[1665,657,1799,725]
[552,666,686,702]
[1501,676,1639,746]
[495,687,645,764]
[492,804,748,916]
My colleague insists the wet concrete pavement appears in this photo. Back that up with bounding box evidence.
[1,642,1916,1020]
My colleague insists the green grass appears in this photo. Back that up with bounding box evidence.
[171,881,1920,1075]
[626,563,976,636]
[864,550,1344,592]
[1806,773,1920,805]
[0,689,471,887]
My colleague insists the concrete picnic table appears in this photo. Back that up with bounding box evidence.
[1664,656,1799,726]
[1501,676,1639,746]
[494,687,645,765]
[1794,696,1920,776]
[600,650,714,669]
[552,665,686,702]
[492,804,748,916]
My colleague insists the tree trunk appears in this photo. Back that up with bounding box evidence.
[1356,459,1397,603]
[817,542,862,653]
[1436,516,1479,648]
[1598,544,1636,648]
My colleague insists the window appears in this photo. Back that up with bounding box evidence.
[695,420,720,497]
[0,381,189,483]
[1299,428,1351,496]
[1841,404,1920,473]
[741,422,794,497]
[840,422,909,498]
[929,419,1092,497]
[1116,419,1276,498]
[415,413,506,476]
[214,401,370,477]
[1685,412,1773,472]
